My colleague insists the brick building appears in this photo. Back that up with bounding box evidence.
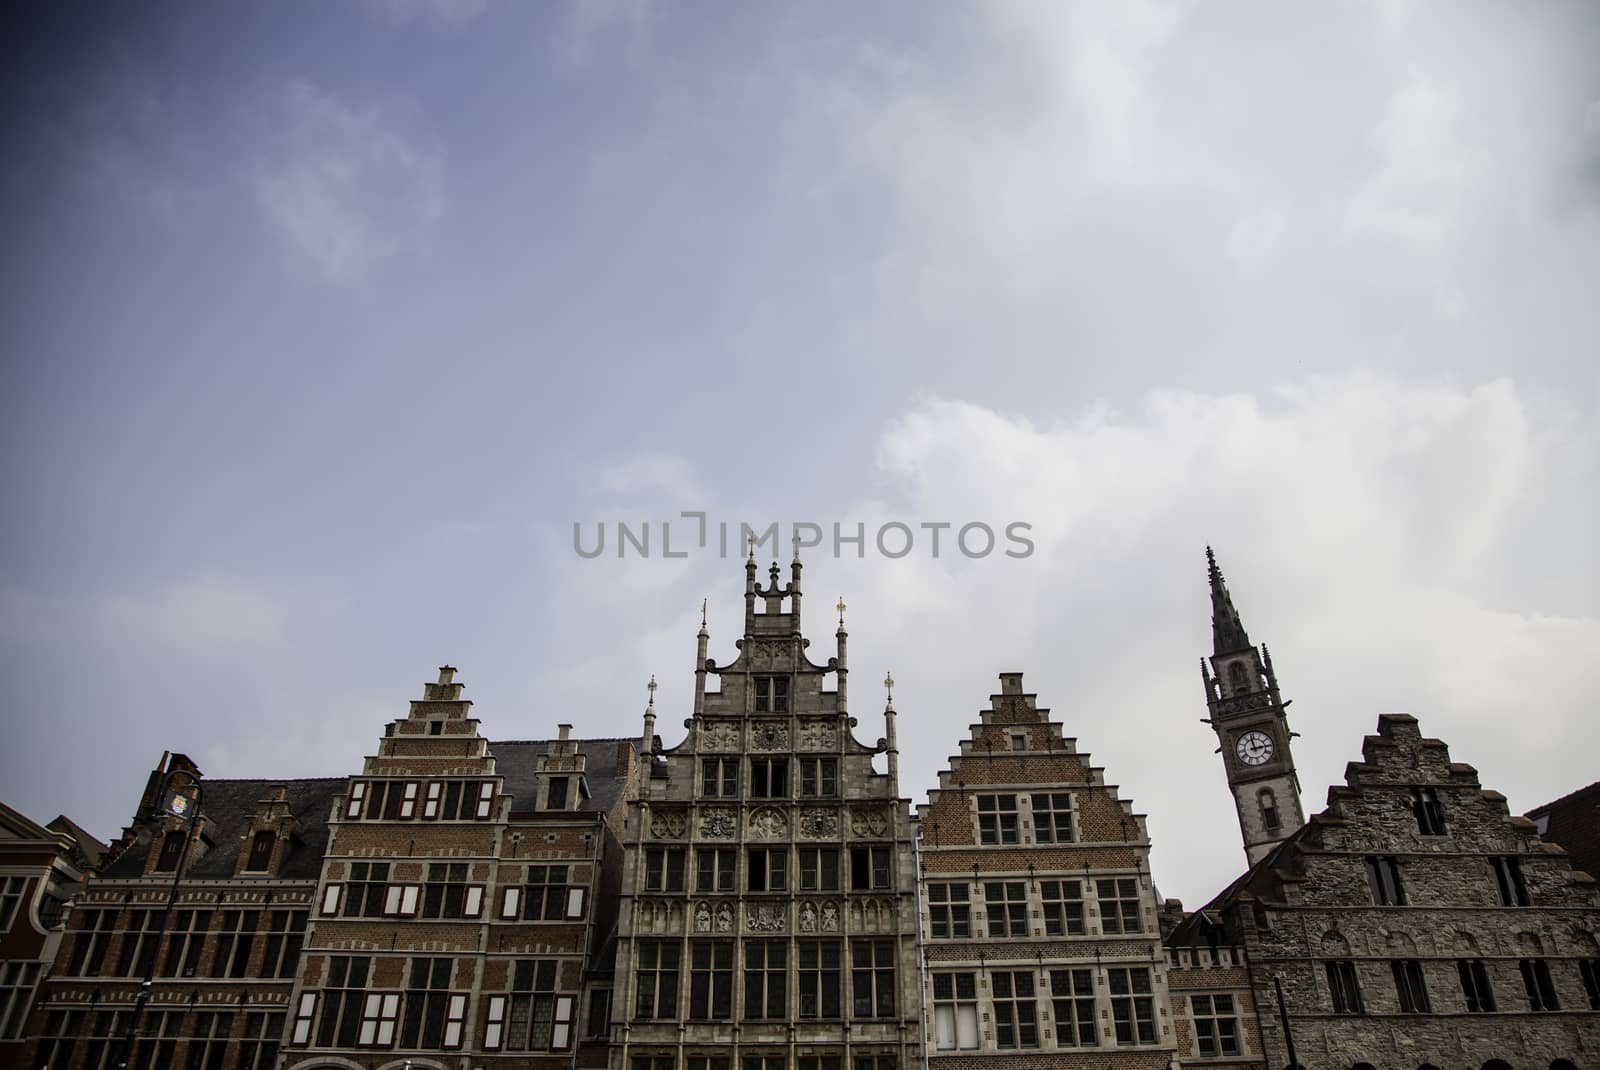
[1528,782,1600,886]
[27,751,337,1069]
[280,666,636,1070]
[610,552,920,1070]
[1,801,104,1065]
[915,672,1179,1069]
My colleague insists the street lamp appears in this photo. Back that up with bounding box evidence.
[114,767,203,1070]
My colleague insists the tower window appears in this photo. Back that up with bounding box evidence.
[1228,661,1251,694]
[1364,856,1406,906]
[1259,789,1281,833]
[1410,786,1447,835]
[754,677,789,713]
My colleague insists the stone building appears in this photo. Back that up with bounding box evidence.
[1169,552,1600,1070]
[915,672,1178,1069]
[611,552,920,1070]
[281,666,636,1070]
[26,751,338,1069]
[0,801,104,1066]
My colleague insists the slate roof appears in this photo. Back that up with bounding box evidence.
[489,737,634,816]
[46,814,109,869]
[99,777,343,882]
[1527,780,1600,881]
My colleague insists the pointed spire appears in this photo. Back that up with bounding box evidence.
[699,599,708,635]
[883,671,895,710]
[1206,545,1252,654]
[647,675,657,710]
[836,596,847,631]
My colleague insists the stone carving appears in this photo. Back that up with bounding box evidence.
[821,901,840,932]
[849,897,897,931]
[694,902,711,933]
[701,809,737,839]
[850,806,889,837]
[649,809,686,839]
[750,721,789,750]
[700,721,740,751]
[799,901,818,933]
[716,902,734,933]
[798,720,838,750]
[640,901,681,933]
[749,807,788,838]
[1217,691,1271,717]
[798,808,839,838]
[750,638,790,665]
[747,902,785,933]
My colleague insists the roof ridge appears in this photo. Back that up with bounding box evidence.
[1524,779,1600,817]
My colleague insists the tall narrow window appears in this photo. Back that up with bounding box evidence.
[689,942,733,1019]
[160,908,212,977]
[1364,856,1406,906]
[0,961,41,1042]
[1520,958,1559,1011]
[800,758,838,798]
[1041,880,1085,937]
[246,831,276,872]
[115,909,162,978]
[1578,959,1600,1010]
[0,878,24,933]
[1097,877,1143,934]
[850,846,890,891]
[984,882,1028,938]
[754,676,789,713]
[345,862,390,918]
[546,777,570,810]
[701,759,738,798]
[155,830,187,872]
[696,849,735,893]
[261,910,307,979]
[850,940,895,1018]
[239,1011,283,1070]
[1108,967,1155,1045]
[798,941,841,1018]
[976,795,1019,845]
[645,849,686,893]
[1050,968,1097,1047]
[634,943,679,1019]
[524,865,568,921]
[1259,788,1281,833]
[316,956,372,1048]
[1031,793,1075,843]
[1458,959,1495,1012]
[211,910,259,979]
[1410,786,1447,835]
[927,883,969,939]
[1191,994,1239,1056]
[1490,857,1530,906]
[1326,960,1364,1014]
[931,972,979,1050]
[747,848,787,893]
[401,957,454,1048]
[750,759,788,798]
[743,941,786,1019]
[68,908,115,976]
[799,848,840,892]
[505,959,558,1051]
[991,971,1039,1049]
[1391,959,1431,1012]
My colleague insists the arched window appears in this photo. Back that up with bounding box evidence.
[1258,788,1281,832]
[1482,1060,1514,1070]
[1352,1063,1378,1070]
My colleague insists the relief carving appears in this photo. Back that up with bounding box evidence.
[750,721,790,751]
[798,808,839,838]
[747,902,786,933]
[749,807,788,838]
[700,809,737,839]
[716,902,734,933]
[850,806,889,837]
[798,720,838,750]
[700,721,740,752]
[649,809,687,839]
[694,902,711,933]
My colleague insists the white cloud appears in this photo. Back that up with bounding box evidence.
[251,81,444,282]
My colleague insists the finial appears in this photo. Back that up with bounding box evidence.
[747,532,756,561]
[792,529,802,564]
[884,671,894,705]
[647,675,657,709]
[701,599,708,627]
[837,596,846,626]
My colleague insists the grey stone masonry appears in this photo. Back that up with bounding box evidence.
[611,553,920,1070]
[1173,713,1600,1070]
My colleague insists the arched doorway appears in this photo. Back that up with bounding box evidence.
[1482,1060,1513,1070]
[1550,1060,1579,1070]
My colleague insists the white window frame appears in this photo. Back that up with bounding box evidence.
[484,994,506,1050]
[292,992,317,1045]
[321,883,342,917]
[443,993,467,1048]
[346,782,366,819]
[423,782,442,819]
[501,887,522,919]
[476,785,494,819]
[399,782,419,819]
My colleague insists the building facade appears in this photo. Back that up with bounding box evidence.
[916,672,1180,1069]
[281,666,635,1070]
[611,554,921,1070]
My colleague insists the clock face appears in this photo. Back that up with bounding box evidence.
[1235,730,1274,766]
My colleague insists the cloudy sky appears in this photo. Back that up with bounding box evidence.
[2,0,1597,905]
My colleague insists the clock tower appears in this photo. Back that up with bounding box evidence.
[1200,547,1306,866]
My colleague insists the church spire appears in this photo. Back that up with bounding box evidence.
[1207,545,1252,655]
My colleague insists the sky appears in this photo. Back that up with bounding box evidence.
[1,0,1597,907]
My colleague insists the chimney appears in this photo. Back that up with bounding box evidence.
[616,741,636,779]
[558,723,572,741]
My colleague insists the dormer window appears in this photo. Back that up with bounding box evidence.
[547,777,570,810]
[154,830,186,872]
[754,677,789,713]
[246,831,276,872]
